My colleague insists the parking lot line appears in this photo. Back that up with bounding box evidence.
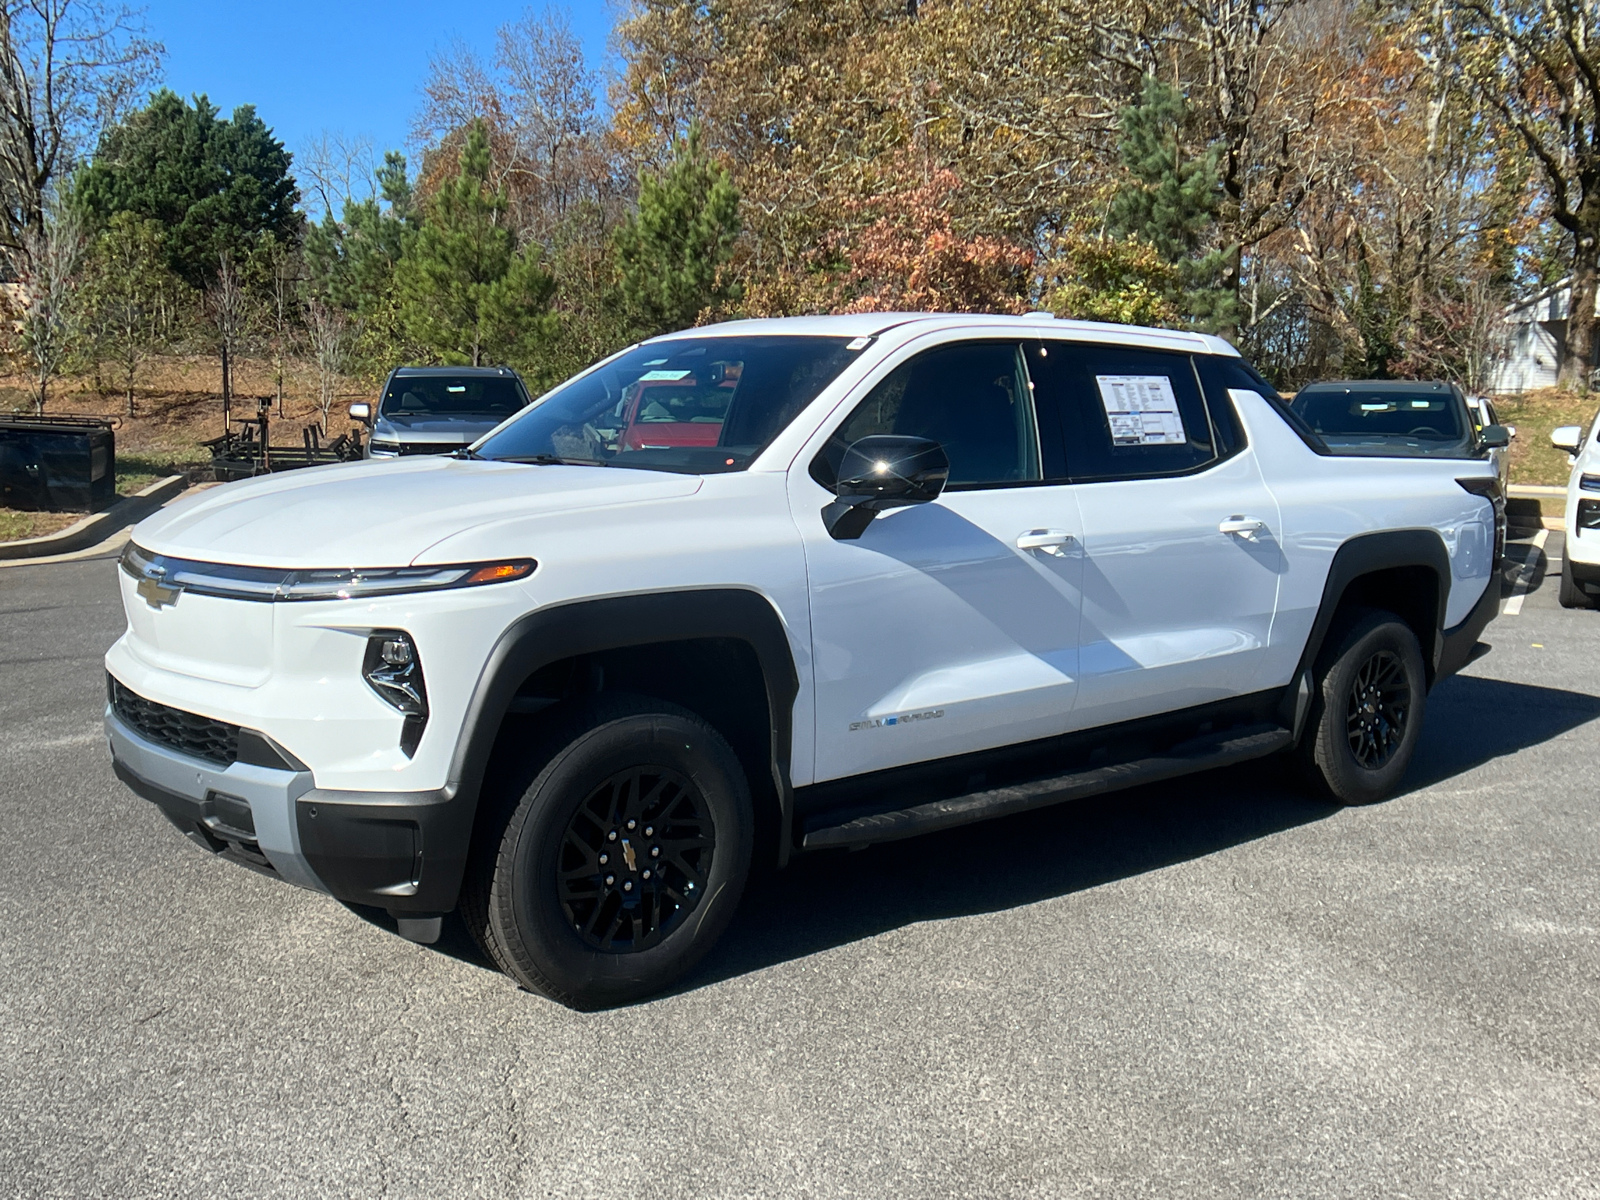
[1502,528,1549,616]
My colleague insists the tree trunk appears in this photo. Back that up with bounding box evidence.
[1561,233,1599,391]
[221,341,232,430]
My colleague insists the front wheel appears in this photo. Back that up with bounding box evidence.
[1297,611,1427,806]
[465,696,753,1009]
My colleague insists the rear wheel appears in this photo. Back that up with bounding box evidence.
[463,695,752,1009]
[1559,555,1594,609]
[1297,610,1426,805]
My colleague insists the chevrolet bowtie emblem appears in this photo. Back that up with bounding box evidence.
[621,838,638,872]
[136,577,181,609]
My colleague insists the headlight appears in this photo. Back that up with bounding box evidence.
[121,542,534,603]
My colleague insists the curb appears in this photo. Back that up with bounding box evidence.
[1506,483,1566,532]
[0,475,187,562]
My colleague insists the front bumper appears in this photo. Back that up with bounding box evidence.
[107,705,473,921]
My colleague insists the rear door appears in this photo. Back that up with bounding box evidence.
[1028,340,1283,728]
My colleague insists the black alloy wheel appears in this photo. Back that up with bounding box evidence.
[463,693,753,1009]
[1344,649,1410,769]
[1297,609,1427,806]
[558,766,715,952]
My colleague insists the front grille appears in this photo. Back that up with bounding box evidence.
[398,443,462,456]
[109,676,239,766]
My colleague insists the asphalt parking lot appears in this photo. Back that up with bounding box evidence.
[2,533,1597,1199]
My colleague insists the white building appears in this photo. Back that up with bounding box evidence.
[1490,278,1598,393]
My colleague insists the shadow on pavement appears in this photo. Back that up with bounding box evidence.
[687,672,1600,994]
[1403,672,1600,791]
[358,673,1600,993]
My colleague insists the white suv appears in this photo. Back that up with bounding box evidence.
[1552,416,1600,607]
[105,314,1503,1008]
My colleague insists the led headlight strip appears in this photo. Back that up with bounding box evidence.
[120,542,535,603]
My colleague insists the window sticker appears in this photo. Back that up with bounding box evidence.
[637,369,693,381]
[1095,374,1186,446]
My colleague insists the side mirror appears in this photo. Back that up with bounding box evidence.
[348,402,372,423]
[1551,425,1583,455]
[821,435,950,540]
[1479,424,1510,449]
[1506,425,1517,439]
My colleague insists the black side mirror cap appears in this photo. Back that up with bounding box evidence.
[1479,424,1510,449]
[822,435,950,540]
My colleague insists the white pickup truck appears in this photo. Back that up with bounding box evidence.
[105,313,1504,1008]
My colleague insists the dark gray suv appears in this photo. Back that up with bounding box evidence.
[352,366,532,459]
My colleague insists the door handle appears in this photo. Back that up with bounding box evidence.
[1218,516,1267,541]
[1017,529,1075,556]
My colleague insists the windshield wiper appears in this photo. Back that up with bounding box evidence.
[488,454,610,467]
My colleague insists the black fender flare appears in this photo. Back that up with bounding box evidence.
[458,587,797,859]
[1281,529,1454,737]
[297,589,802,918]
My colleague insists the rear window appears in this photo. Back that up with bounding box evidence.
[1291,384,1469,456]
[382,376,528,418]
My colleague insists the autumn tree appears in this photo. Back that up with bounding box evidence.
[0,1,160,280]
[13,193,83,412]
[302,294,351,434]
[820,170,1033,314]
[1451,0,1600,388]
[395,122,555,366]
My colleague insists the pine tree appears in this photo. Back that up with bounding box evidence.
[305,151,419,370]
[614,124,741,337]
[395,125,555,366]
[1108,77,1237,334]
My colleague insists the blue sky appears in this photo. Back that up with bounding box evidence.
[143,1,618,209]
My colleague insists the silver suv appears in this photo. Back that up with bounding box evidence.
[353,366,532,458]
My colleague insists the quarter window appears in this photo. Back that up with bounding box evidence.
[813,341,1042,489]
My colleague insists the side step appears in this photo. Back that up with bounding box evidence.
[801,723,1293,851]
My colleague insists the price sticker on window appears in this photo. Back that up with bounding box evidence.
[1095,375,1187,446]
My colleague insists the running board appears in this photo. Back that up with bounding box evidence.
[801,723,1293,851]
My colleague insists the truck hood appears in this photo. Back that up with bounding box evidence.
[133,456,703,568]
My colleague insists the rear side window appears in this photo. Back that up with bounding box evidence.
[1196,354,1324,452]
[1033,343,1215,481]
[813,341,1042,489]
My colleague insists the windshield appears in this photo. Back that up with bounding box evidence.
[1291,384,1470,457]
[475,336,861,473]
[381,375,528,419]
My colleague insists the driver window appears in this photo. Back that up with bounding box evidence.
[813,341,1041,488]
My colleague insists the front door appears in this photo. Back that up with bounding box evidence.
[794,338,1085,783]
[1028,340,1283,728]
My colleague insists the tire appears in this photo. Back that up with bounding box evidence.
[1559,555,1593,609]
[1296,610,1427,806]
[463,694,753,1009]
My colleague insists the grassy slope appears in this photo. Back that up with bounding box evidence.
[1495,388,1598,487]
[2,356,370,542]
